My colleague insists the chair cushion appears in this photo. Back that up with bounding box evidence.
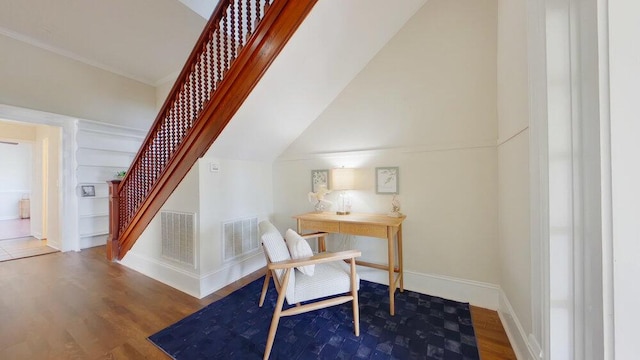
[292,260,360,304]
[259,221,291,263]
[284,229,315,276]
[259,221,296,302]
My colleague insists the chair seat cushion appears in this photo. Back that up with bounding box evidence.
[291,260,359,304]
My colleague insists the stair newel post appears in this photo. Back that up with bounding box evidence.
[106,180,121,261]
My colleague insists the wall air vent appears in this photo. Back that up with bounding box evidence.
[222,217,258,262]
[161,211,196,267]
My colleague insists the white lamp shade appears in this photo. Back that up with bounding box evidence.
[330,168,355,190]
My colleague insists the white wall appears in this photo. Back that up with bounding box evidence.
[120,164,202,296]
[496,0,533,358]
[155,78,176,112]
[197,156,273,295]
[0,142,32,220]
[283,0,497,157]
[30,130,44,239]
[609,0,640,358]
[121,156,272,298]
[0,119,37,140]
[0,34,156,130]
[33,124,62,248]
[275,0,500,304]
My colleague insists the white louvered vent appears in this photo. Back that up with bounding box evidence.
[161,211,196,267]
[222,217,258,261]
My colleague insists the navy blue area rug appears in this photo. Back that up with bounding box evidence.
[148,277,479,359]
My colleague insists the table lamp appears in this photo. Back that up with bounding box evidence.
[330,168,355,215]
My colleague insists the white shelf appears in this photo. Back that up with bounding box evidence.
[79,213,109,219]
[79,231,109,238]
[76,164,129,169]
[77,126,146,140]
[77,146,138,155]
[75,120,143,251]
[79,195,108,199]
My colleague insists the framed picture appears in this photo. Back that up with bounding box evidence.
[311,169,330,192]
[81,185,95,197]
[376,167,399,194]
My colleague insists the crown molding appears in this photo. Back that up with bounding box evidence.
[0,25,158,86]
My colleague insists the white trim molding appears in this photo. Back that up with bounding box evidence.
[119,251,202,298]
[199,252,266,298]
[357,267,501,310]
[120,250,267,300]
[499,289,542,360]
[277,140,497,163]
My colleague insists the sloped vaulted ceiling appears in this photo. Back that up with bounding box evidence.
[0,0,427,161]
[207,0,427,161]
[0,0,206,85]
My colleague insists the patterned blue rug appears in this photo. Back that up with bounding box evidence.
[148,277,479,359]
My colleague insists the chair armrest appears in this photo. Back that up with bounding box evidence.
[268,250,361,270]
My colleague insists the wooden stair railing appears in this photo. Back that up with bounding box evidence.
[106,0,317,260]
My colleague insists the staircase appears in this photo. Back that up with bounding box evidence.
[106,0,317,260]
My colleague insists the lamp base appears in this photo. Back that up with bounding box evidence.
[336,211,351,215]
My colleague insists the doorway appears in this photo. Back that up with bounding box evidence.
[0,120,61,261]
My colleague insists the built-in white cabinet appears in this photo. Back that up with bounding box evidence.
[75,121,145,249]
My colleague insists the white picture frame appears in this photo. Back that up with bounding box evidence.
[376,167,399,194]
[311,169,330,192]
[81,185,95,197]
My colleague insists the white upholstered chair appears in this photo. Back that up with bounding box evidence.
[258,220,361,360]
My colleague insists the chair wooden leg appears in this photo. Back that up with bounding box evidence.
[350,258,360,336]
[259,270,271,307]
[264,268,291,360]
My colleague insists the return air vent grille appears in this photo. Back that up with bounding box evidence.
[222,217,258,261]
[161,211,196,267]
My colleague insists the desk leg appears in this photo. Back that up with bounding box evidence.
[387,226,395,316]
[398,224,404,292]
[319,234,326,252]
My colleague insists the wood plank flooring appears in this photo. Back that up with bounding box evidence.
[471,305,517,359]
[0,246,516,359]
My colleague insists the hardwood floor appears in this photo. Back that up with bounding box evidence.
[0,246,516,359]
[471,306,517,359]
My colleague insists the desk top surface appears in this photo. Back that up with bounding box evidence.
[293,212,406,227]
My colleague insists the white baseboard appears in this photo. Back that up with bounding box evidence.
[120,250,266,299]
[498,289,541,360]
[199,253,266,298]
[356,266,500,310]
[119,251,201,298]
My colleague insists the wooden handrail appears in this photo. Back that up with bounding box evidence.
[108,0,317,260]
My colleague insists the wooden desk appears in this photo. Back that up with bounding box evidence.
[293,212,406,315]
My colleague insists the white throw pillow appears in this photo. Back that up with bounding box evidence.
[284,229,315,276]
